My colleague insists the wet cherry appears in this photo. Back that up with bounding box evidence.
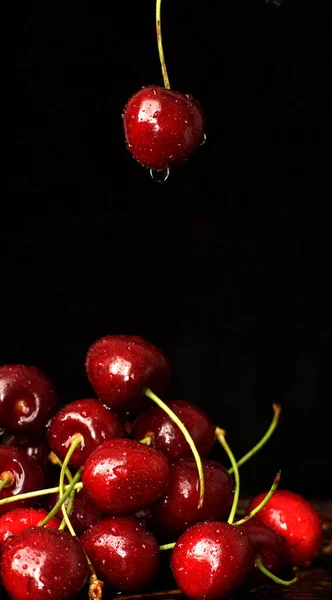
[238,518,285,584]
[47,398,125,467]
[0,507,60,551]
[0,365,57,433]
[0,446,45,515]
[132,400,215,462]
[1,432,50,469]
[80,516,160,592]
[246,489,323,567]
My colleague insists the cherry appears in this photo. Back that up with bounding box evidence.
[1,432,50,469]
[238,518,285,584]
[80,515,160,592]
[1,526,88,600]
[0,446,45,515]
[246,489,323,567]
[171,521,254,600]
[132,400,215,462]
[0,507,60,551]
[47,398,125,468]
[152,458,234,534]
[85,334,171,413]
[0,364,57,433]
[43,487,100,535]
[81,438,170,514]
[122,85,204,172]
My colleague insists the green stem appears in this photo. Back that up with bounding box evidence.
[38,470,82,527]
[156,0,170,88]
[234,472,281,526]
[53,454,75,532]
[145,388,205,508]
[227,404,281,475]
[0,473,14,491]
[57,435,83,535]
[215,428,239,525]
[0,482,83,507]
[255,557,299,585]
[159,542,176,551]
[139,436,153,446]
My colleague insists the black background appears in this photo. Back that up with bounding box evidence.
[2,1,329,500]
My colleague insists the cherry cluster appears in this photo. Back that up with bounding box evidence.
[0,335,323,600]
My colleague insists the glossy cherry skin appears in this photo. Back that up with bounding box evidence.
[82,438,170,514]
[122,85,205,170]
[0,365,57,433]
[152,458,234,534]
[238,518,285,584]
[47,398,125,468]
[0,508,60,552]
[43,487,101,535]
[246,489,323,567]
[85,335,171,413]
[80,516,160,592]
[0,446,45,515]
[1,526,88,600]
[132,400,215,462]
[171,521,254,600]
[2,433,50,469]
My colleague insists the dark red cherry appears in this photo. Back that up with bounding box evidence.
[82,438,170,514]
[171,521,254,600]
[1,526,88,600]
[43,487,100,535]
[1,433,50,469]
[85,335,171,413]
[80,516,160,592]
[0,508,60,551]
[0,446,45,515]
[246,489,323,567]
[152,458,234,534]
[238,518,285,584]
[47,398,125,468]
[122,85,204,170]
[0,365,57,433]
[132,400,215,461]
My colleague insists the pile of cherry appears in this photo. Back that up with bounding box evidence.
[0,335,323,600]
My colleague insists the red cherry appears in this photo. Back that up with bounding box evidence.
[43,487,100,535]
[0,446,45,515]
[246,489,323,567]
[0,365,57,433]
[171,521,254,600]
[80,516,160,592]
[0,508,60,550]
[122,85,204,171]
[2,433,50,469]
[82,438,170,514]
[1,526,88,600]
[132,400,215,461]
[47,398,125,468]
[152,458,234,534]
[238,518,285,584]
[85,335,171,413]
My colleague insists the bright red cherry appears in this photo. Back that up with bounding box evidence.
[0,446,45,515]
[0,508,60,551]
[152,458,234,534]
[122,85,205,171]
[0,365,57,433]
[238,518,285,584]
[80,516,160,592]
[47,398,125,468]
[82,438,170,514]
[171,521,254,600]
[43,487,100,535]
[85,334,171,413]
[246,489,323,567]
[132,400,215,462]
[1,526,88,600]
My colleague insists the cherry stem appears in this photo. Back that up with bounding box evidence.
[117,591,182,600]
[227,404,282,475]
[156,0,170,88]
[233,471,281,526]
[0,481,83,506]
[145,388,205,508]
[215,428,240,525]
[255,557,299,586]
[57,435,83,534]
[159,542,176,551]
[38,469,82,527]
[51,451,76,532]
[139,436,153,446]
[0,472,14,491]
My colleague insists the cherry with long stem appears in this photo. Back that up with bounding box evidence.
[215,428,240,524]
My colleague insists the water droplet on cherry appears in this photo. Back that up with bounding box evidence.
[149,167,170,183]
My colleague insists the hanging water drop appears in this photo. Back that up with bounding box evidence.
[199,132,207,146]
[149,167,170,183]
